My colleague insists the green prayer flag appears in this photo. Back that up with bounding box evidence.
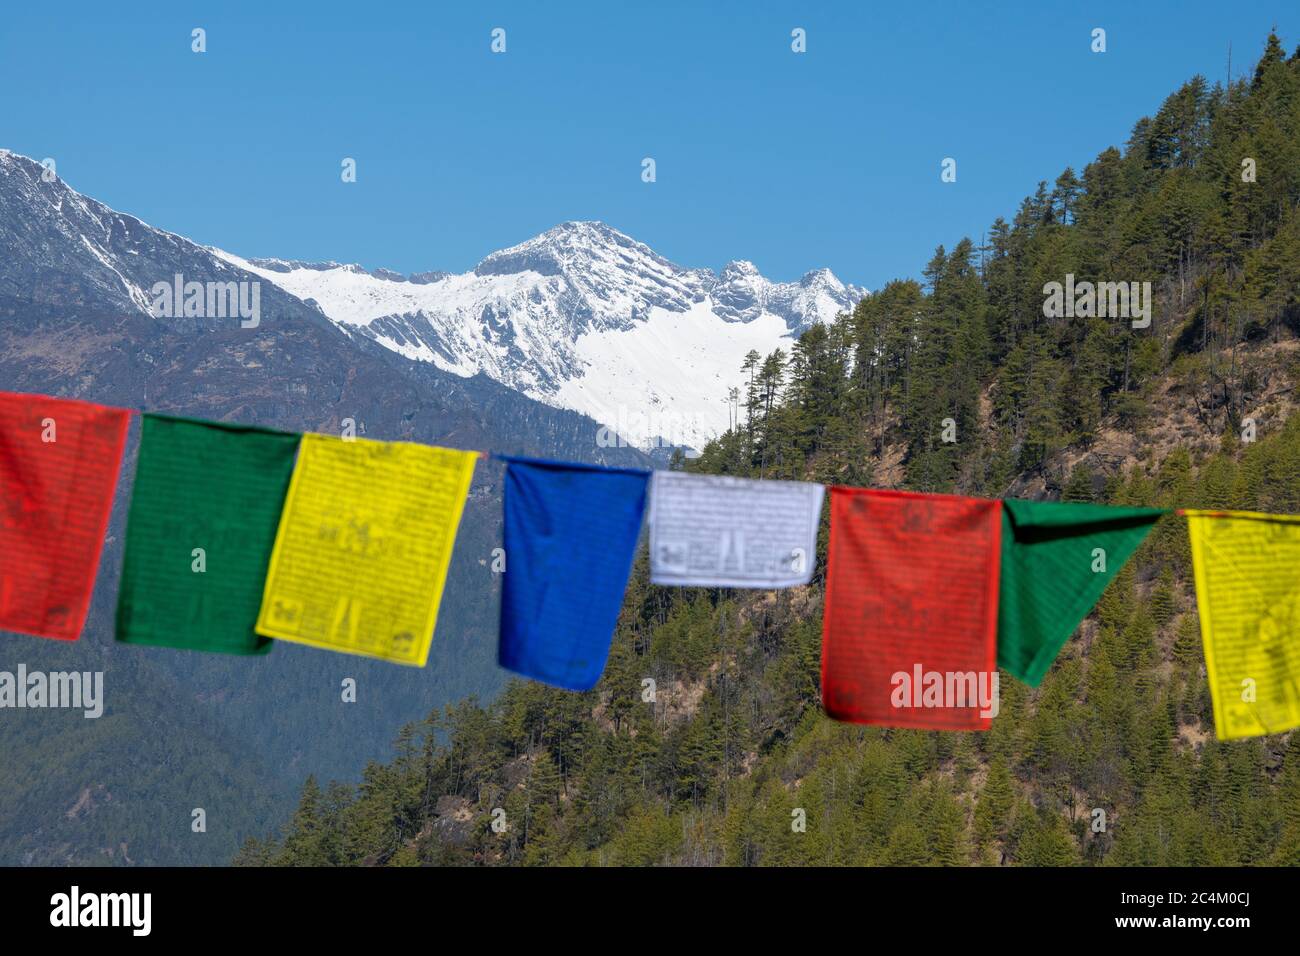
[998,499,1166,685]
[116,415,300,655]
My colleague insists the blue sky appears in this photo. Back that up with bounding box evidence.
[1,2,1294,288]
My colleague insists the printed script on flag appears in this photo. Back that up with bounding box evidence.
[255,434,477,666]
[1186,509,1300,740]
[0,392,130,642]
[115,415,299,655]
[648,471,824,588]
[821,488,1001,730]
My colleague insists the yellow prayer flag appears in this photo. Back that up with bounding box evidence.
[1185,509,1300,739]
[255,434,477,666]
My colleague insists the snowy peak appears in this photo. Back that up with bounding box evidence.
[475,220,704,322]
[467,220,865,332]
[475,220,650,277]
[220,218,867,448]
[721,259,762,277]
[0,147,867,452]
[712,259,770,322]
[711,259,866,328]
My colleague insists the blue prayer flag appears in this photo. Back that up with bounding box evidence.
[499,456,650,690]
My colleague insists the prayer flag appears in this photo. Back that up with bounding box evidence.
[1185,509,1300,740]
[998,499,1165,685]
[0,392,130,641]
[821,487,1001,730]
[648,470,823,588]
[255,434,476,666]
[116,415,299,655]
[498,456,649,691]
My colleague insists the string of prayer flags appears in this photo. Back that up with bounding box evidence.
[255,435,477,666]
[998,499,1166,686]
[648,471,824,588]
[1185,509,1300,740]
[498,456,650,691]
[821,488,1001,730]
[0,392,130,641]
[13,382,1300,750]
[116,415,300,655]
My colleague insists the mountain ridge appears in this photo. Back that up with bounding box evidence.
[1,145,866,450]
[216,220,866,449]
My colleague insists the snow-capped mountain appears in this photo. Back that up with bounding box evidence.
[0,148,865,450]
[216,221,866,449]
[0,147,649,468]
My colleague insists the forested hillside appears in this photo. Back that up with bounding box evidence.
[236,33,1300,866]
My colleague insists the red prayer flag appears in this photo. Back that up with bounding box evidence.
[821,487,1002,730]
[0,392,131,641]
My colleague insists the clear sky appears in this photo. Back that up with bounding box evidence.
[1,1,1294,288]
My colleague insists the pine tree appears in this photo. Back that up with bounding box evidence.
[974,757,1016,859]
[1020,810,1082,866]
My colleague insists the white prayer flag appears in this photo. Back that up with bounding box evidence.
[648,471,824,588]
